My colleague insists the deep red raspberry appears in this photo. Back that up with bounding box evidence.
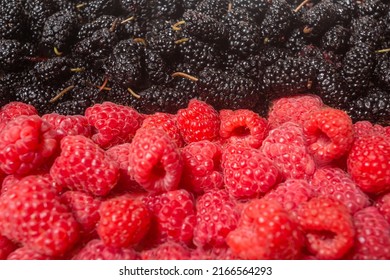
[7,247,52,260]
[304,108,354,165]
[219,109,268,149]
[0,101,38,124]
[0,235,17,260]
[193,189,240,248]
[42,113,91,139]
[350,207,390,260]
[97,195,150,248]
[374,193,390,224]
[129,128,183,194]
[295,197,355,260]
[176,99,220,143]
[181,140,223,194]
[141,241,192,260]
[141,113,184,148]
[222,145,279,199]
[0,115,58,175]
[143,189,196,246]
[261,122,316,180]
[72,239,139,260]
[263,179,314,212]
[0,175,80,256]
[50,135,119,196]
[191,246,240,260]
[310,167,370,214]
[60,191,102,234]
[347,134,390,194]
[85,102,143,148]
[268,95,323,129]
[353,121,387,138]
[226,199,303,260]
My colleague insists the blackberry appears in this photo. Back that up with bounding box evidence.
[302,0,338,37]
[221,7,258,28]
[195,0,230,19]
[182,0,200,10]
[169,76,199,99]
[321,25,350,53]
[229,54,265,82]
[356,0,388,19]
[260,46,293,66]
[14,85,55,115]
[77,0,118,21]
[374,52,390,88]
[77,15,117,40]
[232,0,270,21]
[104,84,133,106]
[0,39,25,71]
[332,0,357,25]
[53,99,91,115]
[118,0,150,18]
[0,72,20,106]
[228,20,261,57]
[144,48,173,85]
[33,56,71,85]
[0,0,25,39]
[349,16,386,48]
[24,0,57,42]
[119,17,145,39]
[285,28,308,53]
[152,0,182,19]
[145,20,181,58]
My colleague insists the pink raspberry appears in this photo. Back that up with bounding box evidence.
[222,145,279,199]
[261,122,316,180]
[226,199,304,260]
[50,135,119,196]
[0,101,38,124]
[0,175,80,256]
[181,140,223,194]
[353,121,387,138]
[267,95,323,129]
[7,247,52,260]
[374,193,390,224]
[310,167,370,214]
[0,115,58,175]
[176,99,220,143]
[192,246,240,260]
[304,108,354,165]
[0,235,17,260]
[193,189,240,248]
[85,102,143,148]
[219,109,268,149]
[141,241,192,260]
[42,113,91,138]
[129,128,183,193]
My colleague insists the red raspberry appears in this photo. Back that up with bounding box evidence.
[222,145,279,199]
[97,195,150,248]
[304,108,354,165]
[7,247,52,260]
[226,199,303,260]
[143,189,196,246]
[263,179,314,212]
[129,128,183,194]
[350,207,390,260]
[0,235,17,260]
[42,113,91,138]
[261,122,316,180]
[219,109,268,149]
[141,241,192,260]
[353,121,387,138]
[50,135,119,196]
[0,101,38,124]
[268,95,323,129]
[192,246,240,260]
[193,189,240,248]
[347,134,390,194]
[60,191,102,234]
[310,167,370,214]
[0,175,80,256]
[374,193,390,224]
[141,113,184,148]
[181,140,223,194]
[85,102,143,148]
[295,197,355,260]
[0,115,58,175]
[176,99,220,143]
[72,239,139,260]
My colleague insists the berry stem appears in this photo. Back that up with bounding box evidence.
[127,87,140,99]
[294,0,310,13]
[303,26,313,34]
[98,78,109,92]
[70,67,85,72]
[171,72,199,82]
[174,38,189,44]
[49,85,75,103]
[54,47,63,56]
[76,3,87,9]
[172,21,186,31]
[375,48,390,53]
[133,38,146,45]
[120,16,135,25]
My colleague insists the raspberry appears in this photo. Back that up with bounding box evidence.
[42,113,92,139]
[374,193,390,224]
[263,179,314,212]
[60,191,102,234]
[350,207,390,260]
[222,145,279,199]
[193,189,240,248]
[176,99,220,144]
[181,140,223,194]
[0,115,58,175]
[143,189,196,246]
[97,195,151,248]
[310,167,370,214]
[0,235,17,260]
[141,241,192,260]
[261,122,316,180]
[219,109,269,149]
[0,101,38,124]
[0,175,79,256]
[353,121,387,138]
[141,113,184,148]
[347,134,390,194]
[268,95,323,129]
[226,199,304,260]
[304,108,354,165]
[128,128,183,194]
[50,135,119,196]
[85,102,143,148]
[295,197,355,260]
[7,247,52,260]
[192,246,240,260]
[72,239,139,260]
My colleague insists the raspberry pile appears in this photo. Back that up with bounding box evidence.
[0,96,389,260]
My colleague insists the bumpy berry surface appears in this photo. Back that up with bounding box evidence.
[141,241,192,260]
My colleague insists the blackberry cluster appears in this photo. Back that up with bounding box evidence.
[0,0,388,124]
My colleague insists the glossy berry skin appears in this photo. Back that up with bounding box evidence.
[375,193,390,224]
[0,102,38,124]
[7,247,52,260]
[0,175,79,256]
[50,135,119,196]
[0,235,17,260]
[141,241,192,260]
[128,128,183,194]
[97,195,151,248]
[227,199,304,260]
[42,113,92,139]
